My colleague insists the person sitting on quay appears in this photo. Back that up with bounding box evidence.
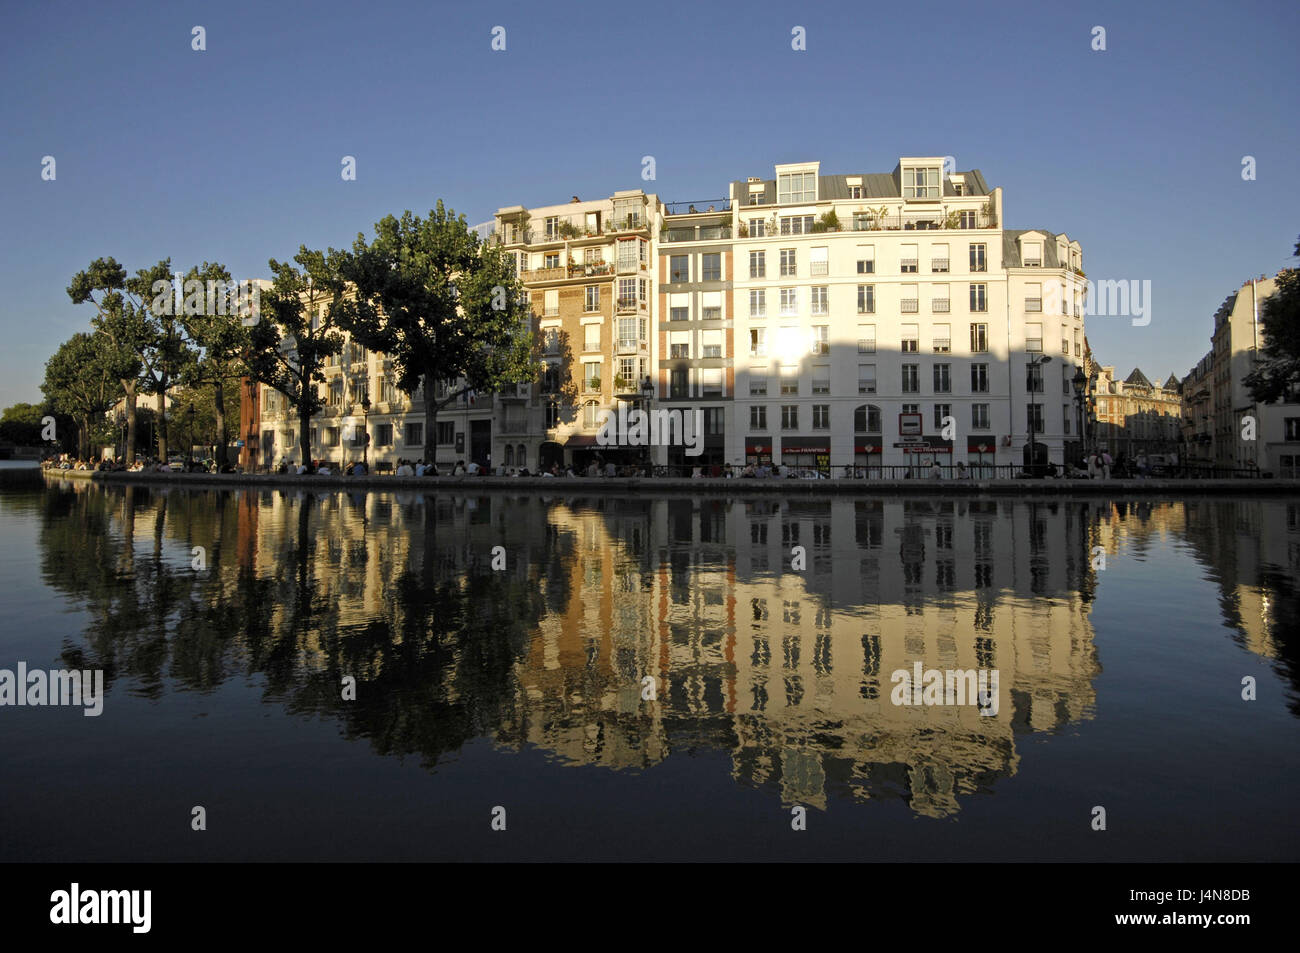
[317,463,331,476]
[956,461,972,480]
[350,460,367,476]
[929,461,943,479]
[467,460,481,476]
[396,459,415,477]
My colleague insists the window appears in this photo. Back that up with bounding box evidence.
[934,403,951,429]
[812,365,830,394]
[749,367,768,396]
[902,166,940,199]
[750,251,765,278]
[902,403,918,415]
[969,244,987,272]
[404,422,424,447]
[701,329,722,358]
[848,184,863,199]
[619,357,637,383]
[702,253,721,281]
[858,364,877,394]
[780,288,797,316]
[542,363,561,394]
[749,289,766,318]
[1027,403,1044,432]
[780,215,814,234]
[670,341,689,359]
[1023,241,1042,267]
[585,286,600,312]
[931,244,950,272]
[780,248,797,276]
[670,255,688,283]
[748,218,765,237]
[544,216,559,239]
[781,405,799,429]
[1063,407,1071,434]
[932,324,951,352]
[810,246,828,276]
[972,404,990,430]
[900,244,918,273]
[970,322,988,352]
[544,253,560,270]
[1063,366,1072,395]
[1026,362,1044,392]
[971,363,989,392]
[780,364,799,395]
[812,405,830,429]
[959,210,976,229]
[855,404,882,433]
[1285,417,1300,440]
[1025,282,1042,312]
[1025,323,1043,352]
[584,323,600,352]
[970,284,987,312]
[902,364,919,393]
[700,369,723,396]
[857,256,875,274]
[810,287,828,317]
[751,405,767,429]
[932,287,950,313]
[900,283,919,313]
[857,284,875,314]
[583,400,601,428]
[584,361,601,391]
[750,327,766,357]
[901,323,919,352]
[777,171,817,204]
[858,324,876,353]
[810,325,829,354]
[328,378,344,406]
[618,316,641,350]
[436,421,454,445]
[933,363,951,393]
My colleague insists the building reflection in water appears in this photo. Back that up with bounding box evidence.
[34,481,1300,817]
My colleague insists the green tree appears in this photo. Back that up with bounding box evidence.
[66,257,176,464]
[343,201,536,458]
[0,402,47,446]
[41,331,124,459]
[1245,237,1300,404]
[247,248,348,467]
[179,262,251,467]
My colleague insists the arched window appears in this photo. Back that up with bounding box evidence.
[504,445,514,466]
[583,401,600,429]
[854,404,882,433]
[516,444,526,466]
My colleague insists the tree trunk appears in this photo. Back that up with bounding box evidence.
[123,384,137,466]
[214,378,227,468]
[79,413,90,460]
[424,385,439,469]
[156,377,170,462]
[299,399,312,470]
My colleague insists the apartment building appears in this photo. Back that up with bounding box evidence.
[729,158,1085,475]
[1089,366,1182,459]
[658,203,734,467]
[494,191,662,471]
[1182,275,1300,476]
[253,156,1092,475]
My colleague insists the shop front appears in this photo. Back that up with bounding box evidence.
[967,438,996,478]
[851,440,883,478]
[745,437,773,469]
[780,438,831,478]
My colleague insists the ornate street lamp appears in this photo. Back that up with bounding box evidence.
[360,393,371,469]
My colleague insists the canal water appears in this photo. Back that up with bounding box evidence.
[1,479,1297,861]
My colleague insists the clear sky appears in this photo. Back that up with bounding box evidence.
[1,0,1297,408]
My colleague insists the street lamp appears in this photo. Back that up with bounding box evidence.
[1026,354,1051,475]
[186,404,196,470]
[1071,367,1088,466]
[640,375,654,473]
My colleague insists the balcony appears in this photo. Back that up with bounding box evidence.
[1025,338,1044,352]
[615,296,644,313]
[857,339,876,353]
[616,338,647,355]
[932,299,950,313]
[810,261,828,276]
[523,266,566,282]
[931,258,950,272]
[660,225,732,243]
[900,259,919,273]
[933,339,951,352]
[847,211,994,231]
[900,299,919,313]
[616,258,647,275]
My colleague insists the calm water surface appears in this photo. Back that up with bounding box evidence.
[1,480,1297,861]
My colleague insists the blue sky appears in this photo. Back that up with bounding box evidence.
[1,0,1297,408]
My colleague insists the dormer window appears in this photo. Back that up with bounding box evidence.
[1023,241,1042,267]
[903,166,940,199]
[777,171,817,205]
[846,176,863,200]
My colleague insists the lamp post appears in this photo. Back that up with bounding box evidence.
[1026,354,1051,475]
[1071,367,1088,467]
[186,404,196,470]
[640,375,654,474]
